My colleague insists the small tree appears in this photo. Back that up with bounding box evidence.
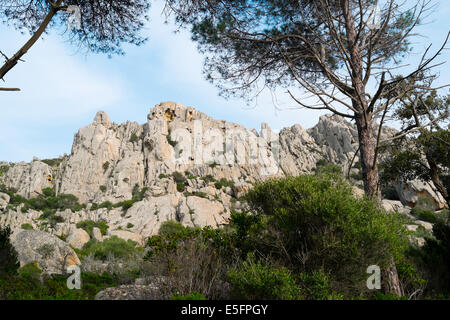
[380,79,449,208]
[0,0,151,91]
[0,226,19,274]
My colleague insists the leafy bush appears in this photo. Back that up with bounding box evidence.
[227,254,302,300]
[99,185,107,193]
[21,223,33,230]
[130,132,139,143]
[411,208,437,223]
[171,292,207,300]
[298,271,343,300]
[158,220,185,237]
[200,174,216,183]
[244,174,409,297]
[0,226,19,275]
[76,220,109,237]
[78,236,140,261]
[176,182,185,192]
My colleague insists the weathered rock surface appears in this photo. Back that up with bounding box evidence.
[11,230,81,274]
[396,180,447,210]
[0,192,10,211]
[94,285,158,300]
[66,228,90,249]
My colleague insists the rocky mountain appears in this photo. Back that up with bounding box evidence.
[0,101,446,273]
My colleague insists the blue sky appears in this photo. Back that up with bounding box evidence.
[0,0,449,162]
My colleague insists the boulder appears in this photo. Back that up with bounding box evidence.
[382,200,409,214]
[11,230,80,274]
[396,180,447,210]
[66,228,90,249]
[92,227,103,242]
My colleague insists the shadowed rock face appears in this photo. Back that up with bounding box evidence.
[0,101,446,247]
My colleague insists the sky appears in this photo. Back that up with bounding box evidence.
[0,0,449,162]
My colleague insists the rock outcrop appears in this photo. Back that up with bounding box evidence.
[11,230,81,274]
[1,101,447,251]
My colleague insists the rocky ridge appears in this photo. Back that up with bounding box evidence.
[0,102,446,271]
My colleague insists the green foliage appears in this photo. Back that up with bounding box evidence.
[158,173,167,179]
[176,182,185,192]
[130,132,139,143]
[41,158,63,168]
[227,254,302,300]
[158,220,185,237]
[0,226,19,275]
[214,178,235,190]
[0,185,84,214]
[167,134,178,147]
[132,184,147,201]
[102,161,110,173]
[298,271,343,300]
[200,174,216,183]
[76,220,109,237]
[172,171,186,184]
[314,159,342,176]
[78,236,140,261]
[21,223,33,230]
[0,165,10,177]
[0,269,118,300]
[99,185,107,193]
[244,174,409,297]
[126,223,134,229]
[411,208,437,224]
[171,292,207,300]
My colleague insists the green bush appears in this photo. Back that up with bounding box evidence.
[99,185,107,193]
[411,208,437,223]
[298,271,343,300]
[171,292,207,300]
[79,236,140,261]
[0,269,118,300]
[176,182,185,192]
[244,174,409,298]
[227,254,302,300]
[158,220,185,237]
[76,220,109,237]
[0,226,19,275]
[21,223,33,230]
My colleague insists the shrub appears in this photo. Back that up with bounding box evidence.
[411,208,437,223]
[79,236,140,261]
[244,174,409,298]
[200,174,216,183]
[127,223,134,229]
[21,223,33,230]
[158,221,186,237]
[102,161,110,173]
[0,226,19,275]
[167,134,178,147]
[99,185,107,193]
[130,132,139,143]
[76,220,109,237]
[298,271,343,300]
[176,182,185,192]
[227,254,302,300]
[171,292,207,300]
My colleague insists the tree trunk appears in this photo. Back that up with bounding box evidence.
[382,258,404,297]
[355,112,403,297]
[355,112,381,201]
